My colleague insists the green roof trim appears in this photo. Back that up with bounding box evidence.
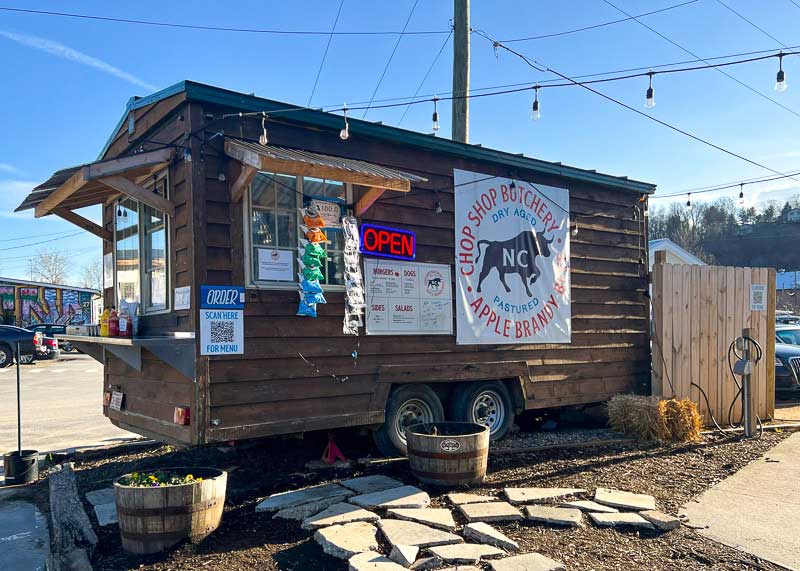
[101,80,656,193]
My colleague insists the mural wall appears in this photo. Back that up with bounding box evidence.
[0,283,94,327]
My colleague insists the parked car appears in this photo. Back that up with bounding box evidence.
[776,314,800,325]
[775,341,800,395]
[40,336,61,360]
[776,324,800,345]
[0,325,40,367]
[29,323,75,352]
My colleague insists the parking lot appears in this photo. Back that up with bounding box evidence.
[0,353,135,453]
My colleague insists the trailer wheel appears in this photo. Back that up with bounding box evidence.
[450,381,513,441]
[373,384,445,457]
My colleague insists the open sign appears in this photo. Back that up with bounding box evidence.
[360,223,416,260]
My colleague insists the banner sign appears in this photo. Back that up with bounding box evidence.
[360,223,416,260]
[200,285,245,355]
[454,169,571,345]
[364,258,452,335]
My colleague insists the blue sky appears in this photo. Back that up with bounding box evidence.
[1,0,799,283]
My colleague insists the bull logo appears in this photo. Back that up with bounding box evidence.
[475,230,554,297]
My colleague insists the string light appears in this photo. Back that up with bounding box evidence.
[738,182,745,205]
[776,52,788,92]
[571,222,579,237]
[686,193,692,211]
[434,199,443,214]
[431,96,440,131]
[531,85,541,120]
[339,104,350,140]
[645,71,656,109]
[259,111,269,145]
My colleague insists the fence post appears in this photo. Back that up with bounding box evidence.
[651,251,667,396]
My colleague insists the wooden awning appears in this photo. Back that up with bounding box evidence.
[14,147,175,242]
[224,139,427,215]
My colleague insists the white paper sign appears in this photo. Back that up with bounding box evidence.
[174,286,191,310]
[310,199,342,228]
[257,248,294,281]
[454,169,571,345]
[364,258,452,335]
[750,284,767,311]
[103,252,113,289]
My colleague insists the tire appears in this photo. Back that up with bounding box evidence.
[373,384,445,457]
[449,381,514,442]
[0,345,12,368]
[61,342,74,353]
[19,353,35,365]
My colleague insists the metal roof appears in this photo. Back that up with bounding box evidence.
[99,80,656,194]
[15,166,82,212]
[0,277,100,294]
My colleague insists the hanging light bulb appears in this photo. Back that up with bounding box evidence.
[432,97,440,131]
[509,180,517,190]
[686,193,692,211]
[339,104,350,141]
[531,85,541,121]
[645,72,656,109]
[571,222,579,237]
[259,111,269,145]
[775,52,788,93]
[117,204,122,218]
[738,183,745,205]
[218,170,227,182]
[435,199,443,214]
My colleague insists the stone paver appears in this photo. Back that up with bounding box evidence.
[302,502,380,530]
[85,487,115,506]
[389,544,419,567]
[257,483,353,512]
[342,475,405,495]
[594,487,656,511]
[504,487,586,504]
[387,508,457,531]
[525,505,583,527]
[446,492,496,505]
[457,501,523,523]
[640,510,681,531]
[377,519,463,548]
[558,500,619,513]
[350,486,430,510]
[94,502,118,526]
[488,552,566,571]
[349,551,408,571]
[314,521,379,560]
[428,543,505,563]
[410,557,442,570]
[439,567,481,571]
[463,522,519,551]
[588,512,655,530]
[273,494,351,521]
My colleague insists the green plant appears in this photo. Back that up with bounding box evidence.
[119,470,203,488]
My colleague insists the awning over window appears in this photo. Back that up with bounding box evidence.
[14,147,175,242]
[224,138,427,215]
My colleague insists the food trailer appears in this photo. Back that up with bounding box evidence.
[15,81,655,455]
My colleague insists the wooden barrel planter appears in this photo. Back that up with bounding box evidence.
[406,422,489,486]
[113,467,227,555]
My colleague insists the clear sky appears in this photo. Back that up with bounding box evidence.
[1,0,799,283]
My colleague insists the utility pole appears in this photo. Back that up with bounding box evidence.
[452,0,470,143]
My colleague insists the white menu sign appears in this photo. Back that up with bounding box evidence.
[364,258,452,335]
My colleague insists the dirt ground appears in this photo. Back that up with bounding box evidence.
[63,429,791,571]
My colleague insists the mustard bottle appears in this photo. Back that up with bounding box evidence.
[99,307,111,337]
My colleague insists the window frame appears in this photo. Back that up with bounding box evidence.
[244,172,352,291]
[112,170,171,316]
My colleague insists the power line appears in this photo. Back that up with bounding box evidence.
[653,170,800,199]
[0,229,84,243]
[361,0,420,119]
[397,29,452,126]
[714,0,788,48]
[791,0,800,11]
[500,0,700,43]
[0,231,84,252]
[307,0,344,107]
[0,6,448,36]
[475,30,800,184]
[602,0,800,121]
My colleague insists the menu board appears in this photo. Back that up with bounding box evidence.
[364,258,453,335]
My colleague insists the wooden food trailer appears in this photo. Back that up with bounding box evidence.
[16,81,655,455]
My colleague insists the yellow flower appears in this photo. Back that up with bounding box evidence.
[131,472,139,478]
[186,474,194,480]
[196,477,203,482]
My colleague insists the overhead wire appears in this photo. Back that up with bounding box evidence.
[0,231,84,252]
[397,29,453,126]
[714,0,788,48]
[307,0,345,107]
[653,169,800,199]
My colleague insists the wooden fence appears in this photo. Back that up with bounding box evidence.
[651,252,775,424]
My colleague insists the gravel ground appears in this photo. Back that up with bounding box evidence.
[492,427,627,450]
[70,430,789,571]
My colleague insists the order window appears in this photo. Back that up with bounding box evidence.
[247,172,349,287]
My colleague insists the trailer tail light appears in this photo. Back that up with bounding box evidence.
[174,406,191,425]
[33,333,42,346]
[103,391,112,406]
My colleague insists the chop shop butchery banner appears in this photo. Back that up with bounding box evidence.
[454,169,571,345]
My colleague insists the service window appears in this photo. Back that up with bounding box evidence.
[114,173,170,314]
[246,172,349,288]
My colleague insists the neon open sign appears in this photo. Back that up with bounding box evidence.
[360,223,416,260]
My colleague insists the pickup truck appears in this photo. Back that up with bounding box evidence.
[0,325,40,367]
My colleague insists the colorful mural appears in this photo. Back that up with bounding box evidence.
[0,283,95,327]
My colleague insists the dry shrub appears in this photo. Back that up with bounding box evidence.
[607,394,701,443]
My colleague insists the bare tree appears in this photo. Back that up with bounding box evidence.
[79,260,103,291]
[32,249,70,285]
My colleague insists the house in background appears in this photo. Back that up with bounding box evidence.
[787,208,800,223]
[648,238,707,270]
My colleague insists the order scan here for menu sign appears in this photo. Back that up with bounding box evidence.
[200,285,245,355]
[364,258,452,335]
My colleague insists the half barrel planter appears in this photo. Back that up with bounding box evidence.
[406,422,489,486]
[114,467,227,555]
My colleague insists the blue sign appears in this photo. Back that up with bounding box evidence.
[200,285,245,309]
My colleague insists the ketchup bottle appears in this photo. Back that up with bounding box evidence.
[108,306,120,337]
[118,306,133,338]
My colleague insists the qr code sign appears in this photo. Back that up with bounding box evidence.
[210,320,235,343]
[752,290,764,306]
